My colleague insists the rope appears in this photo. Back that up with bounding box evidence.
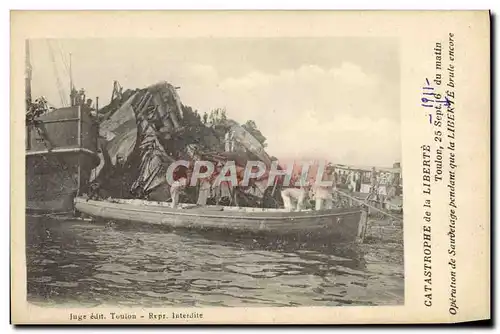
[46,40,68,107]
[56,41,70,79]
[33,124,53,151]
[333,188,403,222]
[28,115,79,191]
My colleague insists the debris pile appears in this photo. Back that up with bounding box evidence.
[91,80,283,207]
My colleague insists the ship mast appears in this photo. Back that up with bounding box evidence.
[25,39,32,109]
[69,52,73,91]
[69,52,77,106]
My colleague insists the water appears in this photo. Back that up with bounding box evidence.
[26,214,404,307]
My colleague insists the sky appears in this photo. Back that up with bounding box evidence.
[28,38,401,167]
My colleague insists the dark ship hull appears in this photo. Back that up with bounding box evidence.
[26,105,100,213]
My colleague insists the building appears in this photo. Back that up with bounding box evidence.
[332,162,402,195]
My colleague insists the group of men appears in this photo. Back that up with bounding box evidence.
[168,161,245,208]
[164,158,404,213]
[167,161,339,212]
[280,167,337,212]
[169,176,337,212]
[280,185,335,212]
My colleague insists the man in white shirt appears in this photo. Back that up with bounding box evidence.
[310,185,334,211]
[170,177,188,208]
[281,187,309,211]
[310,168,336,211]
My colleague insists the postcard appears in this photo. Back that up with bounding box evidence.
[10,10,490,324]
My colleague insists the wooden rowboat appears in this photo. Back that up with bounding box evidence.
[74,197,368,243]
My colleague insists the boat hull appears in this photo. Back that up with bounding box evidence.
[26,152,98,213]
[74,198,368,243]
[26,106,99,213]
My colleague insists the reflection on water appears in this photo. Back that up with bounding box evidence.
[26,214,404,307]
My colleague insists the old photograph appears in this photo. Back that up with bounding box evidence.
[10,9,493,325]
[24,36,404,309]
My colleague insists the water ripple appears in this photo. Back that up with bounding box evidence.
[26,215,404,307]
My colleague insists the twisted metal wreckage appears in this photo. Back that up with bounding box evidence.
[91,81,283,208]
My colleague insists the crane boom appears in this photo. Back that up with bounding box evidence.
[47,40,68,107]
[25,40,32,108]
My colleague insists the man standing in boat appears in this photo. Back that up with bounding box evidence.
[310,166,336,211]
[195,164,212,206]
[281,182,310,212]
[170,177,188,208]
[116,155,127,198]
[168,162,190,208]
